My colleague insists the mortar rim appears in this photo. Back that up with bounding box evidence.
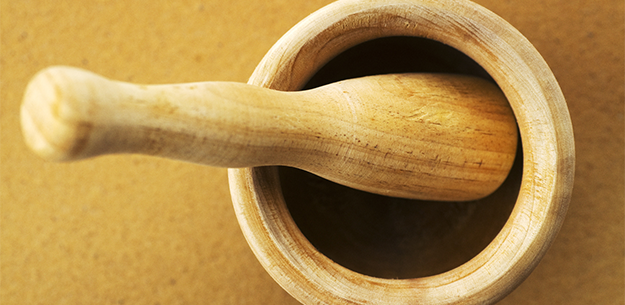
[228,0,574,303]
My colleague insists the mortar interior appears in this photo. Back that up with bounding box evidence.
[279,36,521,279]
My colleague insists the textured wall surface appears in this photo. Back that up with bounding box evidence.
[1,0,623,304]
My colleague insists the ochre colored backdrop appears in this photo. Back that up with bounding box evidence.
[1,0,623,304]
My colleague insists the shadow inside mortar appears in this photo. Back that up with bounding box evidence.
[279,36,521,279]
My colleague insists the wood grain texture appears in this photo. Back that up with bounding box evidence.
[230,0,574,304]
[21,66,516,201]
[3,0,621,304]
[1,1,315,304]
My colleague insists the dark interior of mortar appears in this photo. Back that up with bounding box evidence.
[279,36,522,279]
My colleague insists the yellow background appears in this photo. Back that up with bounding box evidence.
[1,0,623,304]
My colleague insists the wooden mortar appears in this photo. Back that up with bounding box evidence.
[228,0,574,304]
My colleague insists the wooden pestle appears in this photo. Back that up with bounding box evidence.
[21,66,517,201]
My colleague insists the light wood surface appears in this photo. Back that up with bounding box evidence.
[1,0,622,304]
[230,0,574,303]
[22,66,517,201]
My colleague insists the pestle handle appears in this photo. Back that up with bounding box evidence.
[21,66,518,201]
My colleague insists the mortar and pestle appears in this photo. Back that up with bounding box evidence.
[20,0,574,304]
